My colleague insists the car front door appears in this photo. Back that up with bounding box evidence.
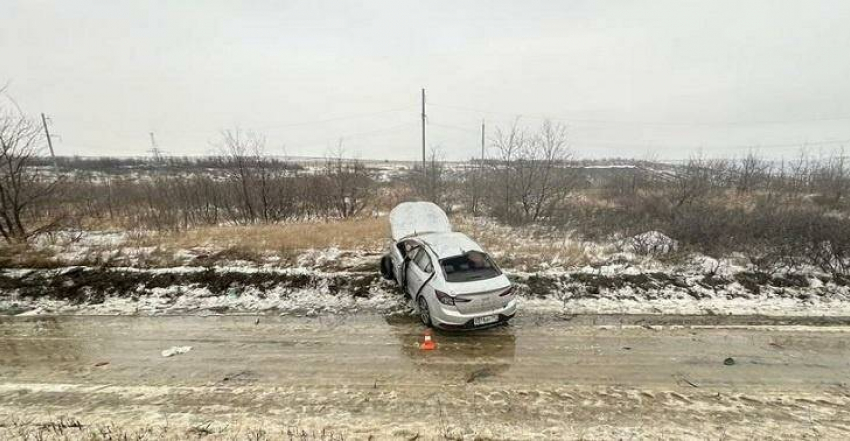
[404,246,423,296]
[390,240,409,286]
[406,246,435,299]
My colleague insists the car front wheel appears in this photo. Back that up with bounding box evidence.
[417,296,433,327]
[380,255,394,281]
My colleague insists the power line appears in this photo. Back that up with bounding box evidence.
[284,121,419,150]
[255,105,416,131]
[48,105,417,138]
[429,121,480,135]
[574,137,850,151]
[58,122,420,155]
[430,102,850,127]
[429,118,849,152]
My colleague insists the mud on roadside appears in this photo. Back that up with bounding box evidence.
[1,262,849,315]
[0,267,381,305]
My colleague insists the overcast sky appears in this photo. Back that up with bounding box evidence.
[3,1,850,160]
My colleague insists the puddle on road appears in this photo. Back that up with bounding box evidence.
[384,315,518,382]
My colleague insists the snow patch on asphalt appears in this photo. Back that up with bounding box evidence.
[161,346,192,357]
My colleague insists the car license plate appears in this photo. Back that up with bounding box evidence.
[473,315,498,326]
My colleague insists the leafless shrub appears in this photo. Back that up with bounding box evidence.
[0,105,65,242]
[8,113,847,276]
[405,147,451,212]
[49,136,376,231]
[318,144,374,218]
[215,129,298,223]
[553,149,850,273]
[480,120,578,224]
[731,152,773,195]
[811,152,849,206]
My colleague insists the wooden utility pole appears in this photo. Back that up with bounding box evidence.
[480,119,486,162]
[472,119,486,216]
[420,88,426,168]
[40,113,58,170]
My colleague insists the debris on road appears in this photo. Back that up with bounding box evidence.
[674,374,700,388]
[94,361,110,367]
[161,346,193,357]
[221,370,257,383]
[466,368,494,383]
[724,357,736,366]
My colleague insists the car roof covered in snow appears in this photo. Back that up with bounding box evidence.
[416,232,485,259]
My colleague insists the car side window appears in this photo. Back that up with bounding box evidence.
[406,245,419,261]
[413,248,433,273]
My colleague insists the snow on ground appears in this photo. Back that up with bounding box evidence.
[3,225,850,317]
[2,253,849,317]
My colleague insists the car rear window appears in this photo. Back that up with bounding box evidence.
[440,251,501,282]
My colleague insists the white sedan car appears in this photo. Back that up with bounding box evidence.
[380,202,516,330]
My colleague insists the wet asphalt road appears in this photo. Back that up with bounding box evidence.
[1,314,850,439]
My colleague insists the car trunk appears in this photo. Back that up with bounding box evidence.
[450,277,511,315]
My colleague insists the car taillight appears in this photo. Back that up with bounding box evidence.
[435,290,454,305]
[499,286,514,297]
[435,290,470,306]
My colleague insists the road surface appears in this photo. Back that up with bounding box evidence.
[1,314,850,440]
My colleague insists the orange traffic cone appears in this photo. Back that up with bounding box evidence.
[420,329,436,351]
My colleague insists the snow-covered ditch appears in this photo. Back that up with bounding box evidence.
[2,260,850,316]
[5,226,850,317]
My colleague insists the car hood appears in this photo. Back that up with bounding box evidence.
[389,202,452,241]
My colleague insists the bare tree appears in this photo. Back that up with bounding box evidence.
[813,150,849,205]
[658,155,727,210]
[215,129,273,223]
[521,120,575,221]
[484,120,576,223]
[733,151,771,194]
[406,147,450,211]
[321,143,373,218]
[0,106,64,242]
[489,121,527,223]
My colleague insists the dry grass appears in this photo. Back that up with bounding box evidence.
[454,217,592,270]
[0,217,391,269]
[153,215,589,270]
[158,216,390,254]
[0,244,59,268]
[1,216,591,271]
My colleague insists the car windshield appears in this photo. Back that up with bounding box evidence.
[440,251,501,283]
